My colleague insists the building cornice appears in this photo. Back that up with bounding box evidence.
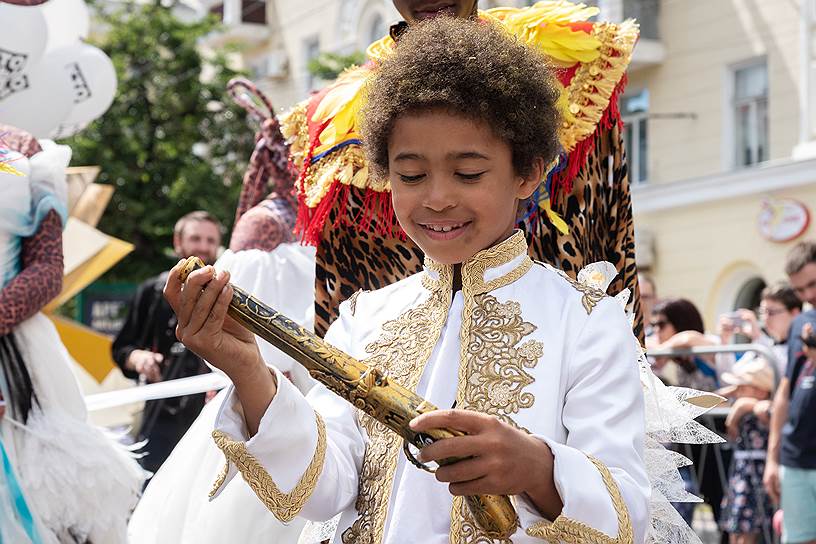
[632,157,816,214]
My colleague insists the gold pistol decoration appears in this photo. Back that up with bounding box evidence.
[179,257,519,538]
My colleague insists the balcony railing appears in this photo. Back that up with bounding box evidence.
[623,0,659,40]
[209,0,266,26]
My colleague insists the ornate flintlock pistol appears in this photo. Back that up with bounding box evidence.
[179,256,519,539]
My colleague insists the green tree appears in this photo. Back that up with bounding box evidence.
[66,4,254,283]
[307,51,367,81]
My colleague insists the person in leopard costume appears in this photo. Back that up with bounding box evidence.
[283,0,644,342]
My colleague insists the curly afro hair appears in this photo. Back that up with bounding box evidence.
[360,16,561,181]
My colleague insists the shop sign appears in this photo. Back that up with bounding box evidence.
[758,198,811,243]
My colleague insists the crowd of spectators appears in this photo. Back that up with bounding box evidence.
[642,241,816,544]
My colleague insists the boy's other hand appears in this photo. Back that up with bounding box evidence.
[410,409,562,520]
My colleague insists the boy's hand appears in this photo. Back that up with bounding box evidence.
[410,409,562,520]
[164,261,263,384]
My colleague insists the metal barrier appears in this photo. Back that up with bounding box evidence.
[648,342,783,387]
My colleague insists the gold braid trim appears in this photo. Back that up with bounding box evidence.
[526,456,633,543]
[536,261,606,315]
[209,462,229,498]
[558,20,639,152]
[210,412,327,523]
[347,288,367,316]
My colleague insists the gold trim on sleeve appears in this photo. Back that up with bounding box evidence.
[526,455,633,543]
[211,412,328,523]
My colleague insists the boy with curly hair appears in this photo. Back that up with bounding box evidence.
[166,18,650,543]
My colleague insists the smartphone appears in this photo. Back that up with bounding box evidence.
[726,312,746,327]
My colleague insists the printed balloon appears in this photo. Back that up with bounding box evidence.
[48,43,117,139]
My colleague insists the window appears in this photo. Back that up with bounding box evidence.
[367,13,388,45]
[622,89,649,184]
[733,62,768,167]
[304,37,320,92]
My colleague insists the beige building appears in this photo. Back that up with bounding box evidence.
[625,0,816,327]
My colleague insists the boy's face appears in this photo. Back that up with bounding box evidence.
[388,111,540,266]
[392,1,478,23]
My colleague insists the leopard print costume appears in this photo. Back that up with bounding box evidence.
[0,212,64,336]
[313,125,643,341]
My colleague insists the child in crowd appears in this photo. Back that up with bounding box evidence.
[718,357,776,543]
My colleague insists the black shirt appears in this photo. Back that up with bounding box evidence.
[111,273,209,414]
[780,309,816,469]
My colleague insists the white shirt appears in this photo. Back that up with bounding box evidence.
[212,232,650,543]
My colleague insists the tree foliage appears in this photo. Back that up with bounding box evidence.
[307,51,367,81]
[65,4,254,282]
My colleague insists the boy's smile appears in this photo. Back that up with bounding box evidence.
[387,111,541,265]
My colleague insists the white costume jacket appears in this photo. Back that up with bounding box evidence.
[211,231,650,543]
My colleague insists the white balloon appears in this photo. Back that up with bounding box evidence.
[41,0,91,52]
[0,48,74,138]
[0,4,49,91]
[48,43,117,139]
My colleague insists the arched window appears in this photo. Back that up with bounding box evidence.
[733,277,766,312]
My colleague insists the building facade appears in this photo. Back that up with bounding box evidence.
[624,0,816,326]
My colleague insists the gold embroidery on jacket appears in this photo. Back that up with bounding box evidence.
[347,289,366,316]
[464,295,543,421]
[537,261,606,314]
[341,267,454,544]
[526,456,633,543]
[449,233,541,543]
[211,412,327,523]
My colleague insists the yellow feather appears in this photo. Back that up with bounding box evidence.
[539,198,570,235]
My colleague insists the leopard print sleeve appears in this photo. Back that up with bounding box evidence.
[602,125,643,342]
[229,197,296,253]
[0,210,64,335]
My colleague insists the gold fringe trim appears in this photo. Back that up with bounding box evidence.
[526,456,633,543]
[210,412,327,523]
[299,143,389,208]
[559,20,639,152]
[280,101,309,173]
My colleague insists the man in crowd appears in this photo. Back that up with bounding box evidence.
[764,241,816,544]
[112,211,222,474]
